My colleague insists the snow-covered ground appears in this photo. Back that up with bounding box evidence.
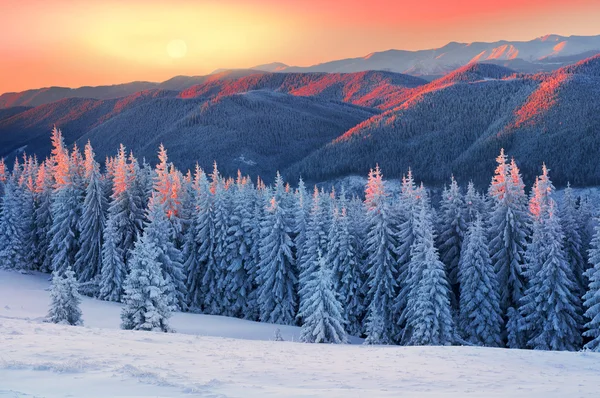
[1,270,600,397]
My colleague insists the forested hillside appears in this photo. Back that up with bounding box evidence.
[1,55,599,187]
[77,91,377,179]
[288,56,600,187]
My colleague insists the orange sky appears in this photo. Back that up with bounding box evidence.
[1,0,600,94]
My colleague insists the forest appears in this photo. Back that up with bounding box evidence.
[0,127,599,351]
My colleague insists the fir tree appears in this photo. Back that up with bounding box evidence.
[402,196,454,346]
[488,151,529,348]
[47,267,83,326]
[74,142,106,282]
[299,251,348,344]
[225,172,256,318]
[298,186,330,323]
[363,166,398,344]
[583,218,600,351]
[98,146,139,302]
[143,194,187,311]
[437,176,467,305]
[121,234,172,332]
[199,164,227,314]
[34,161,54,272]
[560,184,586,298]
[327,190,363,336]
[48,131,83,275]
[186,168,212,311]
[520,198,583,351]
[0,177,27,269]
[257,172,297,325]
[458,216,502,347]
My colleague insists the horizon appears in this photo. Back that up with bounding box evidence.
[2,0,600,93]
[0,31,595,94]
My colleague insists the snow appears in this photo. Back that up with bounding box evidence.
[2,269,600,397]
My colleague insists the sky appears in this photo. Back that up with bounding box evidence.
[1,0,600,93]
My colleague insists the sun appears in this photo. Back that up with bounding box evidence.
[167,39,188,59]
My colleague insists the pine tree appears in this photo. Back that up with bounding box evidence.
[437,176,467,305]
[143,194,187,311]
[583,218,600,351]
[293,178,310,279]
[402,196,454,346]
[0,177,27,269]
[121,234,172,332]
[211,164,231,315]
[327,190,363,336]
[98,216,126,301]
[47,267,83,326]
[186,168,212,311]
[225,172,256,318]
[98,146,139,301]
[257,172,297,325]
[298,186,329,323]
[299,251,348,344]
[488,151,529,348]
[363,166,398,344]
[74,142,106,282]
[520,196,583,351]
[458,216,502,347]
[34,161,54,272]
[48,131,83,275]
[560,184,586,298]
[393,170,420,339]
[199,163,227,314]
[18,155,38,270]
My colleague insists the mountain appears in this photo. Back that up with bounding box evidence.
[0,89,178,160]
[178,70,426,110]
[75,91,376,179]
[286,55,600,187]
[0,81,159,109]
[278,34,600,76]
[250,62,289,72]
[2,53,600,187]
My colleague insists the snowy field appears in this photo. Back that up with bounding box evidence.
[1,270,600,397]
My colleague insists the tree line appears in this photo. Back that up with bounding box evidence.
[0,127,599,351]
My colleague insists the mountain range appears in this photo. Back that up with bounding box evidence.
[1,34,600,187]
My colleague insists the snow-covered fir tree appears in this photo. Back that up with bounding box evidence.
[520,172,583,351]
[74,142,106,282]
[298,186,330,323]
[293,178,310,279]
[393,169,420,339]
[488,150,529,348]
[18,155,38,270]
[47,267,83,326]
[327,190,363,336]
[458,216,502,347]
[200,163,228,314]
[120,233,172,332]
[583,218,600,351]
[363,166,398,344]
[257,172,297,325]
[401,194,454,346]
[224,172,256,318]
[299,251,348,344]
[48,128,83,275]
[142,193,187,311]
[560,183,586,298]
[437,176,467,305]
[0,177,27,269]
[98,146,140,302]
[186,167,212,311]
[33,161,54,272]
